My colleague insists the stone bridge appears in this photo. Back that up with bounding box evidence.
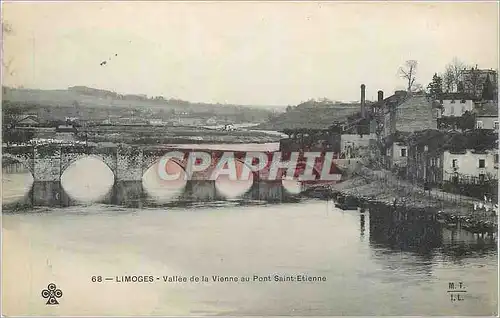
[2,144,342,208]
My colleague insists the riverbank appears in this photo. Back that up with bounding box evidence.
[304,167,498,233]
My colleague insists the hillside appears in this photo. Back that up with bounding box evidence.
[2,87,278,124]
[254,99,365,131]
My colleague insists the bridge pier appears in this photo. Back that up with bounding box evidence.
[257,180,283,202]
[184,180,218,201]
[112,180,145,207]
[32,181,63,207]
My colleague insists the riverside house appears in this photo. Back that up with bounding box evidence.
[474,101,499,131]
[371,90,438,169]
[406,129,498,186]
[437,93,476,118]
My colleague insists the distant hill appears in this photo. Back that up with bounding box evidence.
[254,99,370,131]
[1,86,278,124]
[3,86,277,110]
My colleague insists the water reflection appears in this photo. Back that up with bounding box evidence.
[369,208,442,254]
[1,194,497,315]
[2,160,33,206]
[359,212,366,240]
[439,228,497,261]
[368,206,497,261]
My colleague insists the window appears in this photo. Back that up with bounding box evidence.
[452,159,458,168]
[494,121,499,130]
[400,148,407,157]
[476,121,483,129]
[495,154,499,164]
[479,159,485,168]
[450,106,455,116]
[460,99,466,103]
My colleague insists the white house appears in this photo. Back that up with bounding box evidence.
[442,149,498,182]
[437,93,476,117]
[474,101,498,130]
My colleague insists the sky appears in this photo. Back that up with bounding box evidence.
[2,1,499,106]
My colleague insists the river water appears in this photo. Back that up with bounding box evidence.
[1,154,498,316]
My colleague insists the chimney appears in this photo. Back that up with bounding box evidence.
[360,84,366,118]
[378,90,384,102]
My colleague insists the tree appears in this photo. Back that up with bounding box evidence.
[427,73,443,98]
[398,60,418,92]
[2,101,25,133]
[442,68,454,93]
[463,65,482,98]
[457,111,475,131]
[482,75,495,100]
[1,101,36,144]
[443,57,466,92]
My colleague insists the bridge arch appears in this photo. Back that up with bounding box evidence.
[143,152,260,200]
[1,153,34,176]
[213,156,258,199]
[141,155,188,203]
[60,154,116,178]
[60,155,116,203]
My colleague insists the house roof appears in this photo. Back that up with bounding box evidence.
[17,115,39,123]
[371,91,409,112]
[17,117,39,125]
[437,92,477,101]
[475,101,498,117]
[406,129,497,152]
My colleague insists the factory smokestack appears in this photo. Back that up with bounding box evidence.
[378,90,384,102]
[360,84,366,118]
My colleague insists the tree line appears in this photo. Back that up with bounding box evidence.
[398,58,497,101]
[426,58,497,100]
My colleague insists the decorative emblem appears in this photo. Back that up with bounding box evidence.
[41,283,63,305]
